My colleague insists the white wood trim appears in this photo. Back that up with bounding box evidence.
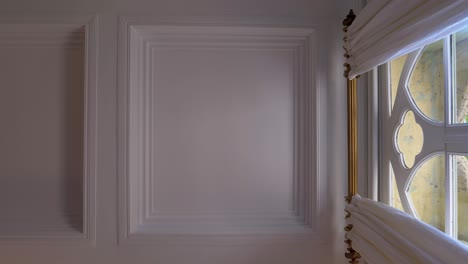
[378,63,391,204]
[445,153,455,236]
[367,68,379,200]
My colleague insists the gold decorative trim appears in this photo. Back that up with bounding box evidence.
[343,9,361,264]
[346,78,358,203]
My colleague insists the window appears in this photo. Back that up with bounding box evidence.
[380,27,468,242]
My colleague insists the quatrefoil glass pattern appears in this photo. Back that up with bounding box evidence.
[395,110,424,169]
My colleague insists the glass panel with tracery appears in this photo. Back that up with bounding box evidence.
[389,54,408,113]
[407,155,446,232]
[453,28,468,124]
[382,27,468,242]
[408,39,445,123]
[455,155,468,242]
[390,163,404,211]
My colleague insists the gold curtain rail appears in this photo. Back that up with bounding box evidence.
[343,9,361,264]
[346,77,358,203]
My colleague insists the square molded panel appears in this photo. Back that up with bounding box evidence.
[119,21,318,241]
[0,20,96,243]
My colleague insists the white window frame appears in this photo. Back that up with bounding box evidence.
[376,32,468,239]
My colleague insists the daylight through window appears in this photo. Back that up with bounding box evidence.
[381,26,468,243]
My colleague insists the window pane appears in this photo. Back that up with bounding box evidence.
[408,39,445,123]
[390,54,408,113]
[396,110,424,169]
[454,28,468,124]
[407,155,445,232]
[390,163,404,211]
[456,155,468,242]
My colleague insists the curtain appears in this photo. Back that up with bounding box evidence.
[344,0,468,79]
[346,195,468,264]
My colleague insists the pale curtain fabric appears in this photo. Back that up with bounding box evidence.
[345,0,468,79]
[346,195,468,264]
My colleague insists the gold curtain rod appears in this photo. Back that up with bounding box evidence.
[343,9,361,264]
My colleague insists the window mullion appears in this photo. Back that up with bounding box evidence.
[444,36,453,126]
[453,156,458,239]
[445,153,455,237]
[443,35,457,238]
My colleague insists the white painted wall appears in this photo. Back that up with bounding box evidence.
[0,0,358,263]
